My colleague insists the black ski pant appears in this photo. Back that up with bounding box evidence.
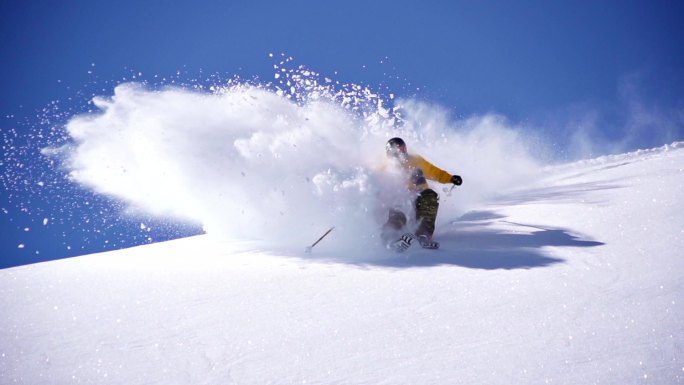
[384,188,440,238]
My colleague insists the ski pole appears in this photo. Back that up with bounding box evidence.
[305,227,334,253]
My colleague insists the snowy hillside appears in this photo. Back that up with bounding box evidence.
[1,142,683,384]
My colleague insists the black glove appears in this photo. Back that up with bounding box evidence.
[451,175,462,186]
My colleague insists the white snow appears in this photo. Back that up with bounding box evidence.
[49,82,541,257]
[2,142,683,384]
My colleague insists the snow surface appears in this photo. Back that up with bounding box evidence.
[2,142,683,384]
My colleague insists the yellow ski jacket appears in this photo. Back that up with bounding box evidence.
[389,154,452,192]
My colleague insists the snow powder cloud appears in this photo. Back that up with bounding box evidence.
[53,78,542,256]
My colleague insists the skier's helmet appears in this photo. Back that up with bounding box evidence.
[386,137,407,158]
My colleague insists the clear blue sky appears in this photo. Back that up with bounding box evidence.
[1,0,683,267]
[3,0,683,122]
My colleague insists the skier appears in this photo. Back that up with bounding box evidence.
[382,137,462,251]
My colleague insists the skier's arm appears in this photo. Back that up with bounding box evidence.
[416,156,453,184]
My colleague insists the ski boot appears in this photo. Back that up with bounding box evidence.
[417,234,440,249]
[389,233,415,253]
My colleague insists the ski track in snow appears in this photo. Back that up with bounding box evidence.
[1,144,683,384]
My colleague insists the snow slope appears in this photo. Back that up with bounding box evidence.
[1,143,683,384]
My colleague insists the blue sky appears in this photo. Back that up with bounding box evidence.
[2,0,683,267]
[3,0,683,122]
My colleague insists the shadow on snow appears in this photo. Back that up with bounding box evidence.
[310,176,618,270]
[316,210,605,270]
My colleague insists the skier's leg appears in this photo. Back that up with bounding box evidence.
[385,208,407,230]
[382,208,406,239]
[415,189,439,238]
[382,209,410,248]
